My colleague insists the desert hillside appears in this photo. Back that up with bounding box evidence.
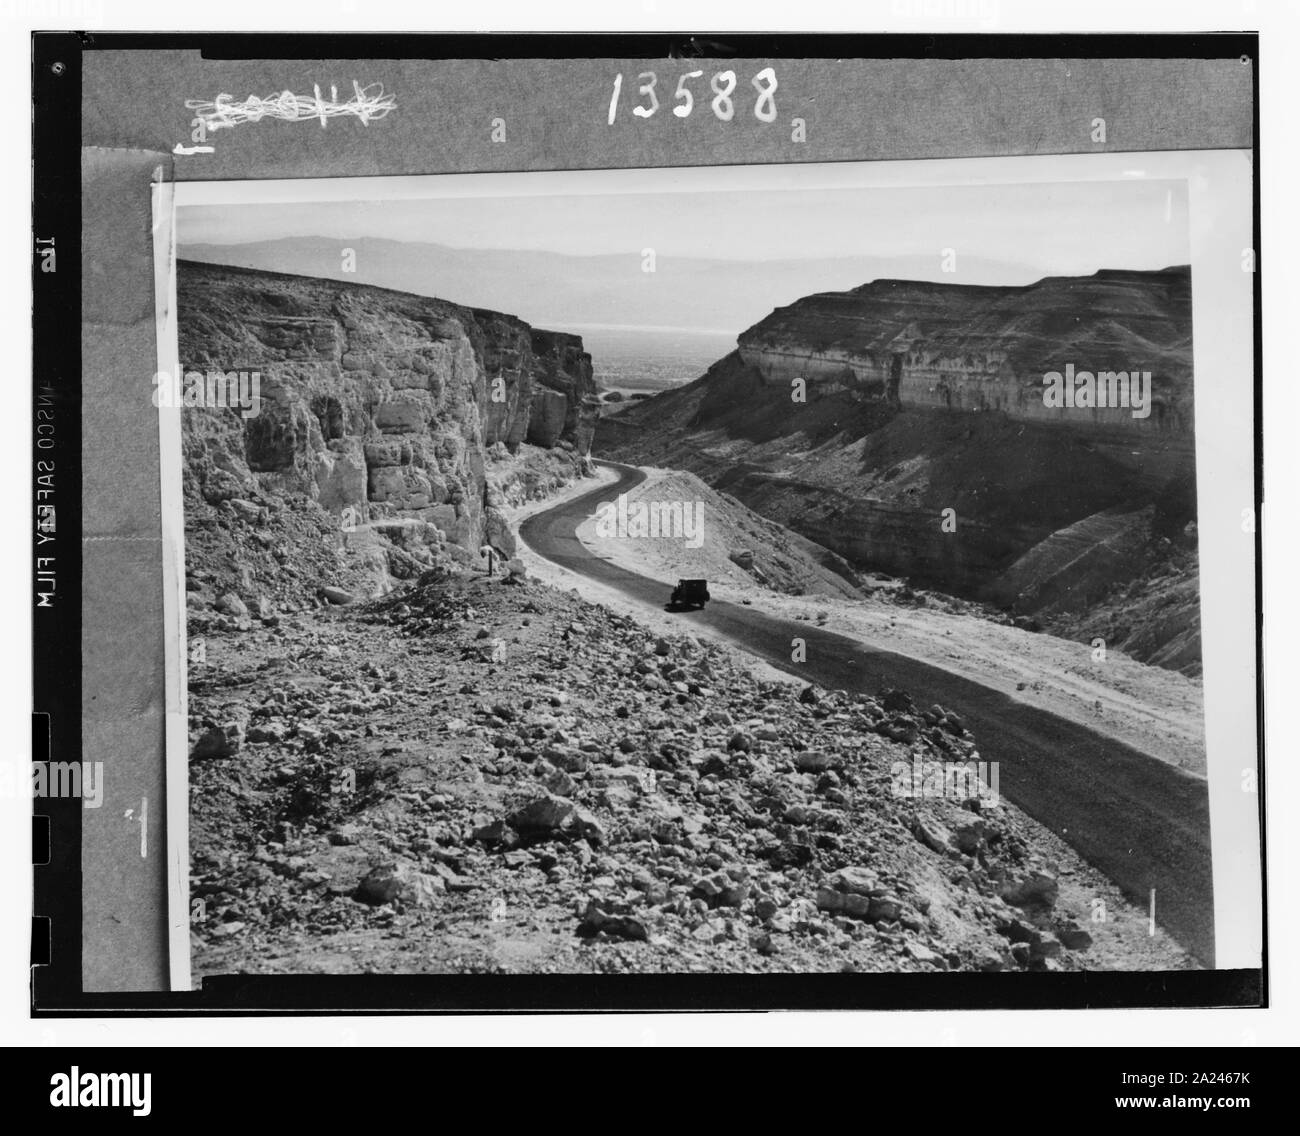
[596,268,1202,674]
[189,566,1192,976]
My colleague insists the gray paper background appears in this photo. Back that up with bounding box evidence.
[77,47,1253,992]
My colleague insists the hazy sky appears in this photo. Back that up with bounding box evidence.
[178,169,1190,282]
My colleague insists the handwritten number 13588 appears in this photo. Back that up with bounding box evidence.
[608,68,778,124]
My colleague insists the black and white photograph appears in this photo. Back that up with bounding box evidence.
[170,156,1252,979]
[23,14,1285,1068]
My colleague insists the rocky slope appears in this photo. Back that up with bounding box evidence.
[188,566,1194,976]
[178,259,601,605]
[596,268,1201,673]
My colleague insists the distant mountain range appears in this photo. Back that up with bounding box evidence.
[179,236,1039,337]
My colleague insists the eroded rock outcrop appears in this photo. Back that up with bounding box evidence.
[177,260,598,567]
[736,267,1193,439]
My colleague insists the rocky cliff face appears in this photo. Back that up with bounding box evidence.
[737,267,1193,441]
[177,260,599,579]
[596,267,1200,673]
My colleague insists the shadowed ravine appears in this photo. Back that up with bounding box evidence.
[521,460,1215,966]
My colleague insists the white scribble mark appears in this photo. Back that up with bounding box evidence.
[185,81,396,135]
[173,144,215,155]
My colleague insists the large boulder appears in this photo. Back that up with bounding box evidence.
[506,793,606,845]
[191,723,243,760]
[355,861,444,908]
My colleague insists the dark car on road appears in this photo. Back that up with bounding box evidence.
[670,578,710,610]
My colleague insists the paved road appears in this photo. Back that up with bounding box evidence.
[520,461,1215,965]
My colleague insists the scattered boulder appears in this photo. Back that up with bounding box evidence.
[540,766,578,796]
[795,751,837,772]
[471,818,515,846]
[913,815,954,855]
[867,895,908,924]
[826,866,878,896]
[507,793,575,837]
[328,823,364,846]
[191,723,243,760]
[951,819,986,855]
[215,592,248,617]
[878,717,919,744]
[729,549,755,571]
[355,861,444,908]
[880,689,916,714]
[229,498,262,522]
[905,941,943,965]
[1058,924,1094,951]
[506,793,606,846]
[578,899,648,941]
[1000,870,1060,910]
[692,870,750,908]
[476,638,506,663]
[815,867,904,922]
[1028,930,1062,962]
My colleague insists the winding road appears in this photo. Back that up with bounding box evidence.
[520,461,1215,965]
